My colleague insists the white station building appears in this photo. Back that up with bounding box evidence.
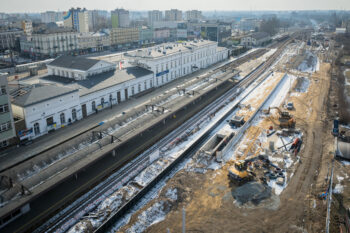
[124,40,228,87]
[11,55,153,139]
[11,84,80,137]
[10,40,228,139]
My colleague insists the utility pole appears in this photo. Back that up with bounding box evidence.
[326,159,334,233]
[182,207,186,233]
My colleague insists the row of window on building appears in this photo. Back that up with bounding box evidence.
[33,108,77,136]
[0,121,11,133]
[32,77,156,136]
[155,49,215,73]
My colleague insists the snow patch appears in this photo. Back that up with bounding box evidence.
[208,162,222,170]
[298,51,318,73]
[126,201,167,233]
[267,179,286,195]
[264,74,296,108]
[134,159,170,187]
[333,184,344,194]
[337,176,344,182]
[341,160,350,166]
[67,221,89,233]
[165,188,177,201]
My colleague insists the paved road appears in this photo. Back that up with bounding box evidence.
[0,58,234,172]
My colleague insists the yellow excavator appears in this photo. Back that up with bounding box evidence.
[228,160,255,184]
[264,107,296,128]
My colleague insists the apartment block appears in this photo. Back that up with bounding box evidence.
[0,73,15,147]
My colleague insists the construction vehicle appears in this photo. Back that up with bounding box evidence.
[264,106,291,117]
[286,102,294,110]
[278,117,296,128]
[332,117,339,136]
[228,159,257,184]
[228,160,253,184]
[264,107,296,128]
[290,137,303,155]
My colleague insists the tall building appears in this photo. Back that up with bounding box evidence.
[0,28,23,51]
[88,10,108,32]
[186,10,202,22]
[237,18,259,32]
[0,13,8,20]
[111,9,130,28]
[78,31,110,52]
[31,28,79,57]
[139,27,154,45]
[148,10,163,26]
[110,27,139,48]
[0,73,15,148]
[63,8,89,33]
[165,9,182,21]
[41,11,63,23]
[21,20,32,38]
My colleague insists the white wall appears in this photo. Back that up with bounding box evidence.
[20,90,80,138]
[79,73,153,116]
[134,42,227,88]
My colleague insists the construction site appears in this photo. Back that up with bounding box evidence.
[0,29,349,233]
[101,34,349,233]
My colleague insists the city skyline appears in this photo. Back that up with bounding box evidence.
[0,0,350,13]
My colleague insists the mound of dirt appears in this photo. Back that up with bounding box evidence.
[232,182,271,205]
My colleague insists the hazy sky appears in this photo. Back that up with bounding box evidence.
[1,0,349,13]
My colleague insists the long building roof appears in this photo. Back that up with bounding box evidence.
[48,55,102,71]
[124,40,217,59]
[11,84,78,107]
[40,66,153,97]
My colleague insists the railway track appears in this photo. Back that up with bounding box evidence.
[215,48,268,72]
[35,36,295,233]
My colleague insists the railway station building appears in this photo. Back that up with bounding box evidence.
[10,56,153,139]
[9,40,228,140]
